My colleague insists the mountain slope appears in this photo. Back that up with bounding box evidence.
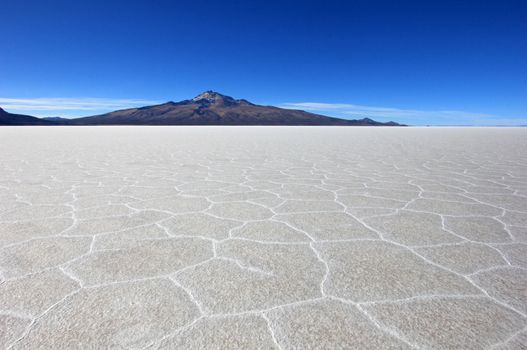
[0,92,404,126]
[70,91,403,126]
[43,117,70,122]
[0,108,56,126]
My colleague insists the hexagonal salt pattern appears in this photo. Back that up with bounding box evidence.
[1,126,526,349]
[13,279,200,349]
[156,315,278,349]
[362,296,527,349]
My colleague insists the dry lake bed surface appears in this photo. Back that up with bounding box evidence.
[1,126,526,349]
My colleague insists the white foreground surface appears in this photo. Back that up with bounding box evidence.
[1,126,526,349]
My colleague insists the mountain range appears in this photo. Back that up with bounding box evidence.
[0,91,404,126]
[0,108,57,125]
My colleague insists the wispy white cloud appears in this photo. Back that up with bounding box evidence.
[470,118,527,126]
[281,102,498,124]
[0,97,160,110]
[0,97,161,118]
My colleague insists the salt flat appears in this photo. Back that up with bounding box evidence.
[1,126,526,349]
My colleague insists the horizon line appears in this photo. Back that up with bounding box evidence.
[1,95,526,126]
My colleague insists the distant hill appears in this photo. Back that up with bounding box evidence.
[1,91,405,126]
[0,107,56,126]
[42,116,70,122]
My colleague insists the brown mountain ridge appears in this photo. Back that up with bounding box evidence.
[1,91,404,126]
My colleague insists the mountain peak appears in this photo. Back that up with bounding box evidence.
[192,91,232,103]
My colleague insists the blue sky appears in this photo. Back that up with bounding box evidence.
[1,0,526,125]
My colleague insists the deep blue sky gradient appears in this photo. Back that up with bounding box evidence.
[1,0,526,124]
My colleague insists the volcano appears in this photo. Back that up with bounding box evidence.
[1,91,404,126]
[68,91,403,126]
